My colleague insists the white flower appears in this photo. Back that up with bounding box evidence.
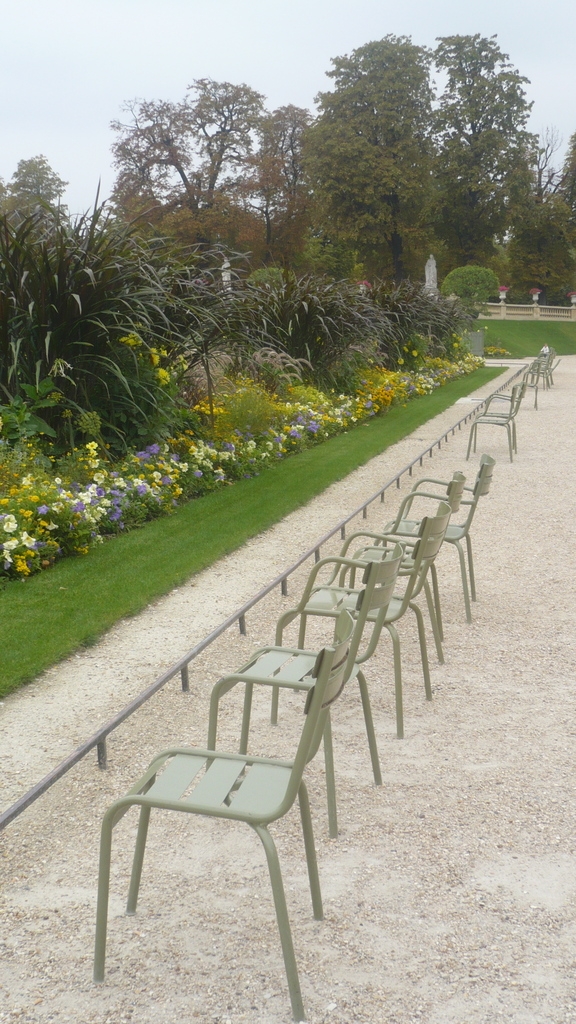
[46,522,58,531]
[2,538,19,552]
[21,475,33,487]
[93,472,106,485]
[20,532,36,549]
[3,515,18,533]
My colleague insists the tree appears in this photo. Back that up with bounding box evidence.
[560,132,576,228]
[505,130,576,302]
[433,35,534,267]
[245,105,312,264]
[3,155,68,212]
[111,79,265,244]
[303,36,435,283]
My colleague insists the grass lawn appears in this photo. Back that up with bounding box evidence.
[0,366,505,697]
[480,319,576,357]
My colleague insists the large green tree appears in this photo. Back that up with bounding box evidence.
[507,130,576,302]
[303,36,435,283]
[433,34,534,267]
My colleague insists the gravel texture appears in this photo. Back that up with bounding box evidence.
[1,359,576,1024]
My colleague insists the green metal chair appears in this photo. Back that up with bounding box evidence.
[523,358,542,409]
[208,546,403,837]
[94,612,354,1023]
[275,502,451,740]
[385,455,495,625]
[540,348,560,388]
[466,382,525,462]
[370,471,466,641]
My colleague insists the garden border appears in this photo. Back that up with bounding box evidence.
[0,365,524,833]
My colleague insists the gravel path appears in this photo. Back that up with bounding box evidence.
[1,359,575,1024]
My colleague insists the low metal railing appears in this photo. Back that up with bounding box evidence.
[0,365,524,832]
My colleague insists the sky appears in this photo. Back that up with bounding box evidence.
[2,0,575,214]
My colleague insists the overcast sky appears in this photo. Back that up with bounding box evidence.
[2,0,574,213]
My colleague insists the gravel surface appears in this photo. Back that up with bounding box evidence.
[1,360,575,1024]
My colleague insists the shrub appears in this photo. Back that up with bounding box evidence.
[441,266,500,304]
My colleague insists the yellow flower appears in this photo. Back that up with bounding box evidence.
[156,368,171,386]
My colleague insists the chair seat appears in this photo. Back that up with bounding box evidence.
[138,749,293,822]
[303,584,403,625]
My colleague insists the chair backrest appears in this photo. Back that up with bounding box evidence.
[352,543,403,663]
[442,471,467,513]
[295,611,355,774]
[397,500,452,609]
[472,454,496,498]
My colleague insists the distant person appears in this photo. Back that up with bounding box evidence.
[539,344,550,357]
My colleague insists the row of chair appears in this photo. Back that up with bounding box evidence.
[467,349,560,462]
[93,453,497,1020]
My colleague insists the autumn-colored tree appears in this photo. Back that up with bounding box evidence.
[111,79,265,244]
[303,36,435,283]
[245,105,312,264]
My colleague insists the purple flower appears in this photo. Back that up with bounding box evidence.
[108,508,123,522]
[289,429,301,439]
[136,484,148,495]
[273,436,282,444]
[160,476,171,485]
[95,487,105,497]
[307,422,319,433]
[171,453,180,462]
[222,441,235,452]
[37,504,49,514]
[136,451,147,460]
[194,470,203,478]
[147,443,161,455]
[364,400,373,409]
[72,501,85,513]
[110,471,119,478]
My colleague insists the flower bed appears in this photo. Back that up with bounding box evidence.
[1,354,482,580]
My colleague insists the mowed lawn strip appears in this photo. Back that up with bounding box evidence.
[482,319,576,357]
[0,367,504,695]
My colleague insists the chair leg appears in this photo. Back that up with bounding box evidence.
[239,682,254,754]
[297,613,308,649]
[429,563,444,641]
[357,668,382,786]
[126,804,151,914]
[465,533,476,602]
[466,423,475,461]
[253,825,306,1023]
[323,714,338,839]
[386,623,404,740]
[410,602,433,702]
[423,577,444,662]
[454,539,472,623]
[297,781,323,919]
[506,423,513,462]
[270,685,280,726]
[94,803,126,982]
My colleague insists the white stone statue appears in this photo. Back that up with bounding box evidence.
[221,258,232,291]
[424,254,438,294]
